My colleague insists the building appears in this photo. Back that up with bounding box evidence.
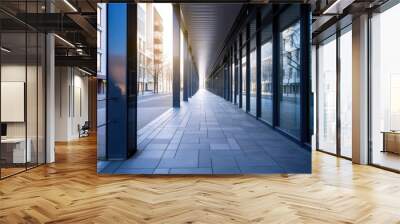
[0,1,400,222]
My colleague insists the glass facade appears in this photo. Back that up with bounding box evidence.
[260,25,273,124]
[279,21,301,138]
[241,45,247,112]
[340,29,352,158]
[314,25,352,158]
[370,3,400,171]
[206,5,311,145]
[317,36,337,154]
[0,2,46,179]
[249,37,257,116]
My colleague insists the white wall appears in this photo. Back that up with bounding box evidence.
[55,67,89,141]
[1,65,38,138]
[1,63,46,164]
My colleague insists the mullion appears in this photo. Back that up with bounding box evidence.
[336,29,341,157]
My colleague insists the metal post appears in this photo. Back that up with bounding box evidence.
[246,24,250,112]
[106,3,137,159]
[300,4,311,144]
[172,4,181,108]
[183,31,189,101]
[239,34,243,108]
[256,8,262,118]
[272,5,280,127]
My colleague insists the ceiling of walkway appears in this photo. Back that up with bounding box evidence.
[180,3,242,80]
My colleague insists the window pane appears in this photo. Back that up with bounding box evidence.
[261,25,273,124]
[242,45,247,111]
[1,30,28,177]
[340,29,352,158]
[279,21,301,138]
[261,42,273,124]
[27,31,38,169]
[249,37,257,116]
[317,36,337,154]
[371,3,400,171]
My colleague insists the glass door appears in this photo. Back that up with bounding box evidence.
[317,35,337,154]
[370,3,400,171]
[0,1,46,179]
[316,25,353,158]
[339,27,352,158]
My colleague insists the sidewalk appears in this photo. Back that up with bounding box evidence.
[99,89,311,174]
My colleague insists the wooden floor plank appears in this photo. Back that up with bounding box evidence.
[1,136,400,223]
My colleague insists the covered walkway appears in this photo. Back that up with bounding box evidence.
[99,90,310,174]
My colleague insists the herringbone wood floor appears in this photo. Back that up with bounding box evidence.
[1,136,400,224]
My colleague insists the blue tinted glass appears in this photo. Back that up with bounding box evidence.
[279,21,301,138]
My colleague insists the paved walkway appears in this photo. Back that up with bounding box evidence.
[138,93,172,129]
[99,89,311,174]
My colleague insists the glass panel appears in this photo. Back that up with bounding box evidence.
[1,29,28,177]
[261,26,273,123]
[279,21,301,138]
[27,31,38,169]
[137,3,173,130]
[38,33,46,165]
[317,36,337,154]
[261,25,273,124]
[371,3,400,171]
[249,37,257,116]
[340,29,352,158]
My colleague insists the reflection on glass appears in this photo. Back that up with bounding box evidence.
[137,3,171,95]
[279,21,301,138]
[242,47,247,111]
[340,29,352,158]
[371,3,400,171]
[137,3,173,130]
[261,39,273,124]
[317,36,337,154]
[249,37,257,116]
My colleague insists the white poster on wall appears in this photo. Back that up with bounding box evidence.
[1,81,25,122]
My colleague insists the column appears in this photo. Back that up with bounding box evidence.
[239,34,243,108]
[46,31,55,163]
[234,41,238,105]
[172,4,181,108]
[246,24,250,112]
[105,3,137,160]
[256,9,262,118]
[183,31,189,101]
[300,4,312,144]
[272,5,279,127]
[352,14,369,164]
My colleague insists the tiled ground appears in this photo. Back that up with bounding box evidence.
[98,89,311,174]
